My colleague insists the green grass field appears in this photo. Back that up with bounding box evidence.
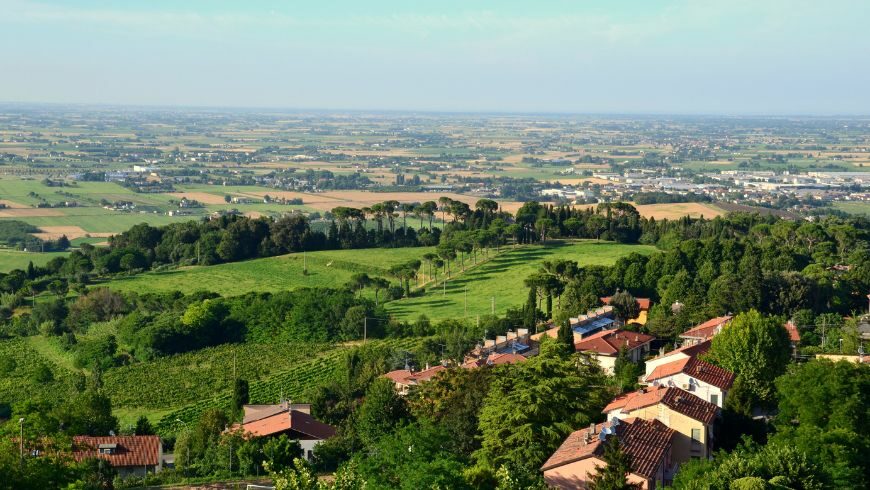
[834,201,870,216]
[0,249,68,272]
[385,240,656,320]
[101,247,437,296]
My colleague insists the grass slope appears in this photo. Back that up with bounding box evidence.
[102,247,436,296]
[385,240,656,321]
[0,249,68,272]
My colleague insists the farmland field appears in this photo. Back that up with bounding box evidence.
[0,249,68,272]
[632,202,724,220]
[834,201,870,216]
[385,240,657,320]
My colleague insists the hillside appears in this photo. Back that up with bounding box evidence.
[385,241,657,320]
[101,247,437,296]
[98,240,656,321]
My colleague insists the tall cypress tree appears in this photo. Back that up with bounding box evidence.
[523,286,537,329]
[557,318,574,354]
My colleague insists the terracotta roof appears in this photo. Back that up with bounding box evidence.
[72,435,160,468]
[461,352,527,369]
[241,410,336,440]
[603,386,718,425]
[680,315,732,341]
[382,365,447,385]
[784,321,801,343]
[574,329,655,356]
[541,418,675,479]
[601,296,652,310]
[645,357,735,390]
[650,339,711,361]
[243,404,289,424]
[383,369,414,384]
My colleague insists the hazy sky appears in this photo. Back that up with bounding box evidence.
[2,0,869,114]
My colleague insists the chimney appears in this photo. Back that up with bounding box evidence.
[589,422,596,435]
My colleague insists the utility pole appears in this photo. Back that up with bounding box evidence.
[821,317,827,348]
[491,297,495,314]
[443,279,447,296]
[464,286,468,317]
[363,317,367,343]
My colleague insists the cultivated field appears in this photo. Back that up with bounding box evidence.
[632,202,724,220]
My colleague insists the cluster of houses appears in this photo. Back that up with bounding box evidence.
[381,307,802,489]
[58,302,808,485]
[537,315,741,488]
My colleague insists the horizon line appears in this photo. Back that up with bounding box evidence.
[1,100,870,119]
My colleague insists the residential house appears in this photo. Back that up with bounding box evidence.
[542,418,676,489]
[382,365,447,395]
[460,352,527,369]
[574,329,655,374]
[237,402,336,461]
[679,316,732,346]
[603,386,719,462]
[530,306,616,345]
[643,357,734,408]
[72,435,162,477]
[644,340,712,377]
[784,321,801,355]
[465,328,531,362]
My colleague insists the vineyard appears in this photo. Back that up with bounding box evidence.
[102,342,334,410]
[0,338,79,407]
[155,337,428,435]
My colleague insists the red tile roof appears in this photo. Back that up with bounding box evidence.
[72,435,160,468]
[651,339,712,361]
[601,296,652,310]
[383,369,414,384]
[784,321,801,343]
[383,365,447,385]
[241,409,336,440]
[461,352,528,369]
[541,418,675,479]
[603,386,718,425]
[680,315,732,341]
[574,329,655,356]
[645,357,735,390]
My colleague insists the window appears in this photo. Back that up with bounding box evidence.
[710,394,719,406]
[691,428,703,451]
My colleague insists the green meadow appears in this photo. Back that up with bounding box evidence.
[0,249,68,272]
[385,240,656,321]
[101,247,437,296]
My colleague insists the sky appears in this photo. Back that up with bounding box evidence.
[2,0,869,115]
